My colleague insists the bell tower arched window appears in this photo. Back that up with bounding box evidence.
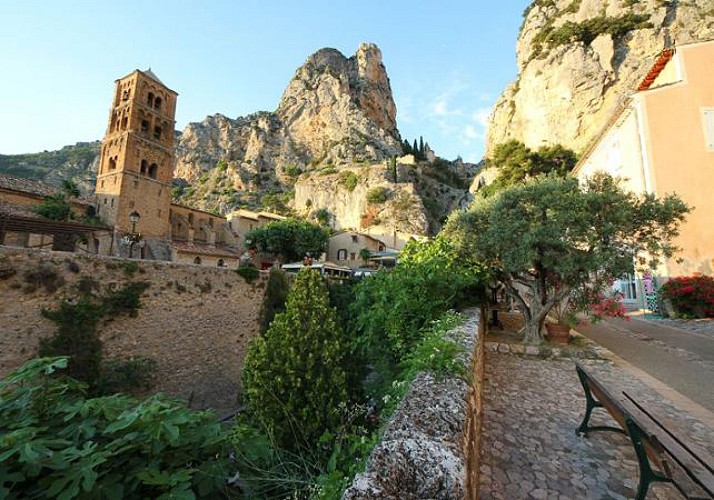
[147,92,154,106]
[154,97,162,110]
[194,256,202,265]
[148,163,158,179]
[140,159,148,175]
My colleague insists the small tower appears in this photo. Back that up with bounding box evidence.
[95,69,177,242]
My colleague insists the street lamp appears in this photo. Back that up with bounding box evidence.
[128,210,140,258]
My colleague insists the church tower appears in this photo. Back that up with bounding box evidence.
[95,69,177,242]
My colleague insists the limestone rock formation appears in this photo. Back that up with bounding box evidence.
[172,43,476,236]
[174,43,402,192]
[486,0,714,155]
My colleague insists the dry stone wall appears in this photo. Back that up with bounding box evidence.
[343,309,484,499]
[0,247,265,412]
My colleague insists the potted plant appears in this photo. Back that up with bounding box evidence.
[545,295,579,344]
[545,283,629,344]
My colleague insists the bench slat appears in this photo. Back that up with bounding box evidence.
[623,392,714,475]
[574,362,714,499]
[621,394,714,497]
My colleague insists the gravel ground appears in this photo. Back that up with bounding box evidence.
[479,353,713,499]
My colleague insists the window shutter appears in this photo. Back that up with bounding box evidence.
[702,109,714,150]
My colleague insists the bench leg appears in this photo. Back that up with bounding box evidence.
[625,418,673,500]
[575,367,627,436]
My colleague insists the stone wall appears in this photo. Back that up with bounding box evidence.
[0,246,265,412]
[343,309,484,499]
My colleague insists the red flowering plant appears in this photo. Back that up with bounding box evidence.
[660,275,714,318]
[551,280,629,328]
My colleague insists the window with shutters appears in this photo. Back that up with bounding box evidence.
[702,109,714,151]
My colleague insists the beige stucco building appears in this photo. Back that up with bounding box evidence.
[327,230,388,269]
[574,40,714,279]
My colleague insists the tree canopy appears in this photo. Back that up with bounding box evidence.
[245,218,330,263]
[479,140,577,196]
[446,173,690,343]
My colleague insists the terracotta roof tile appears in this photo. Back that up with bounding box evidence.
[637,48,675,91]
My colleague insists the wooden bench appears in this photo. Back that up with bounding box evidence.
[575,362,714,499]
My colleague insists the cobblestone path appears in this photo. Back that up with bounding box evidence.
[478,353,714,499]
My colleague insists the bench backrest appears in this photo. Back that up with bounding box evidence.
[623,392,714,498]
[575,361,714,498]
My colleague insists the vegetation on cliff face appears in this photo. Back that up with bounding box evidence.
[0,142,99,193]
[531,12,652,59]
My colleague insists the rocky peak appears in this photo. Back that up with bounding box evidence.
[486,0,714,155]
[276,43,400,166]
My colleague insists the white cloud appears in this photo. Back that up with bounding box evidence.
[472,107,491,128]
[463,124,480,140]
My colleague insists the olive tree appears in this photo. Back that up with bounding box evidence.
[446,173,689,343]
[245,218,330,263]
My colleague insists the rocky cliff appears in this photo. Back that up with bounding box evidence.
[173,44,404,207]
[486,0,714,155]
[2,44,477,236]
[172,43,475,235]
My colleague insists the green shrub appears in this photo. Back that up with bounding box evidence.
[284,165,303,178]
[314,207,331,226]
[365,187,390,204]
[338,171,358,192]
[236,265,260,284]
[0,357,233,499]
[531,12,652,59]
[402,311,466,380]
[97,356,157,394]
[38,281,151,390]
[242,268,348,454]
[352,236,484,361]
[102,281,150,318]
[660,276,714,318]
[23,264,64,293]
[34,195,72,221]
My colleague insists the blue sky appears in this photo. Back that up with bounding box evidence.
[0,0,530,162]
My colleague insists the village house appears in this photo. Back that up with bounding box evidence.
[574,40,714,293]
[326,230,388,270]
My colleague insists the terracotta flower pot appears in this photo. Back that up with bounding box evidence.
[545,322,571,344]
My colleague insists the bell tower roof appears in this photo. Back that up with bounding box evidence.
[115,68,177,95]
[143,68,165,86]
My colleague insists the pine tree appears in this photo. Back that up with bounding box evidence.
[242,268,348,452]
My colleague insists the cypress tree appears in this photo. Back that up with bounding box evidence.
[419,136,425,158]
[412,139,418,156]
[243,268,348,452]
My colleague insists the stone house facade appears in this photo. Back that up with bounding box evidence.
[327,230,387,269]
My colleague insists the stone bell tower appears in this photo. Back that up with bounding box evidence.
[95,69,177,242]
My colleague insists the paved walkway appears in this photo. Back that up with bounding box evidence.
[578,316,714,412]
[479,352,714,499]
